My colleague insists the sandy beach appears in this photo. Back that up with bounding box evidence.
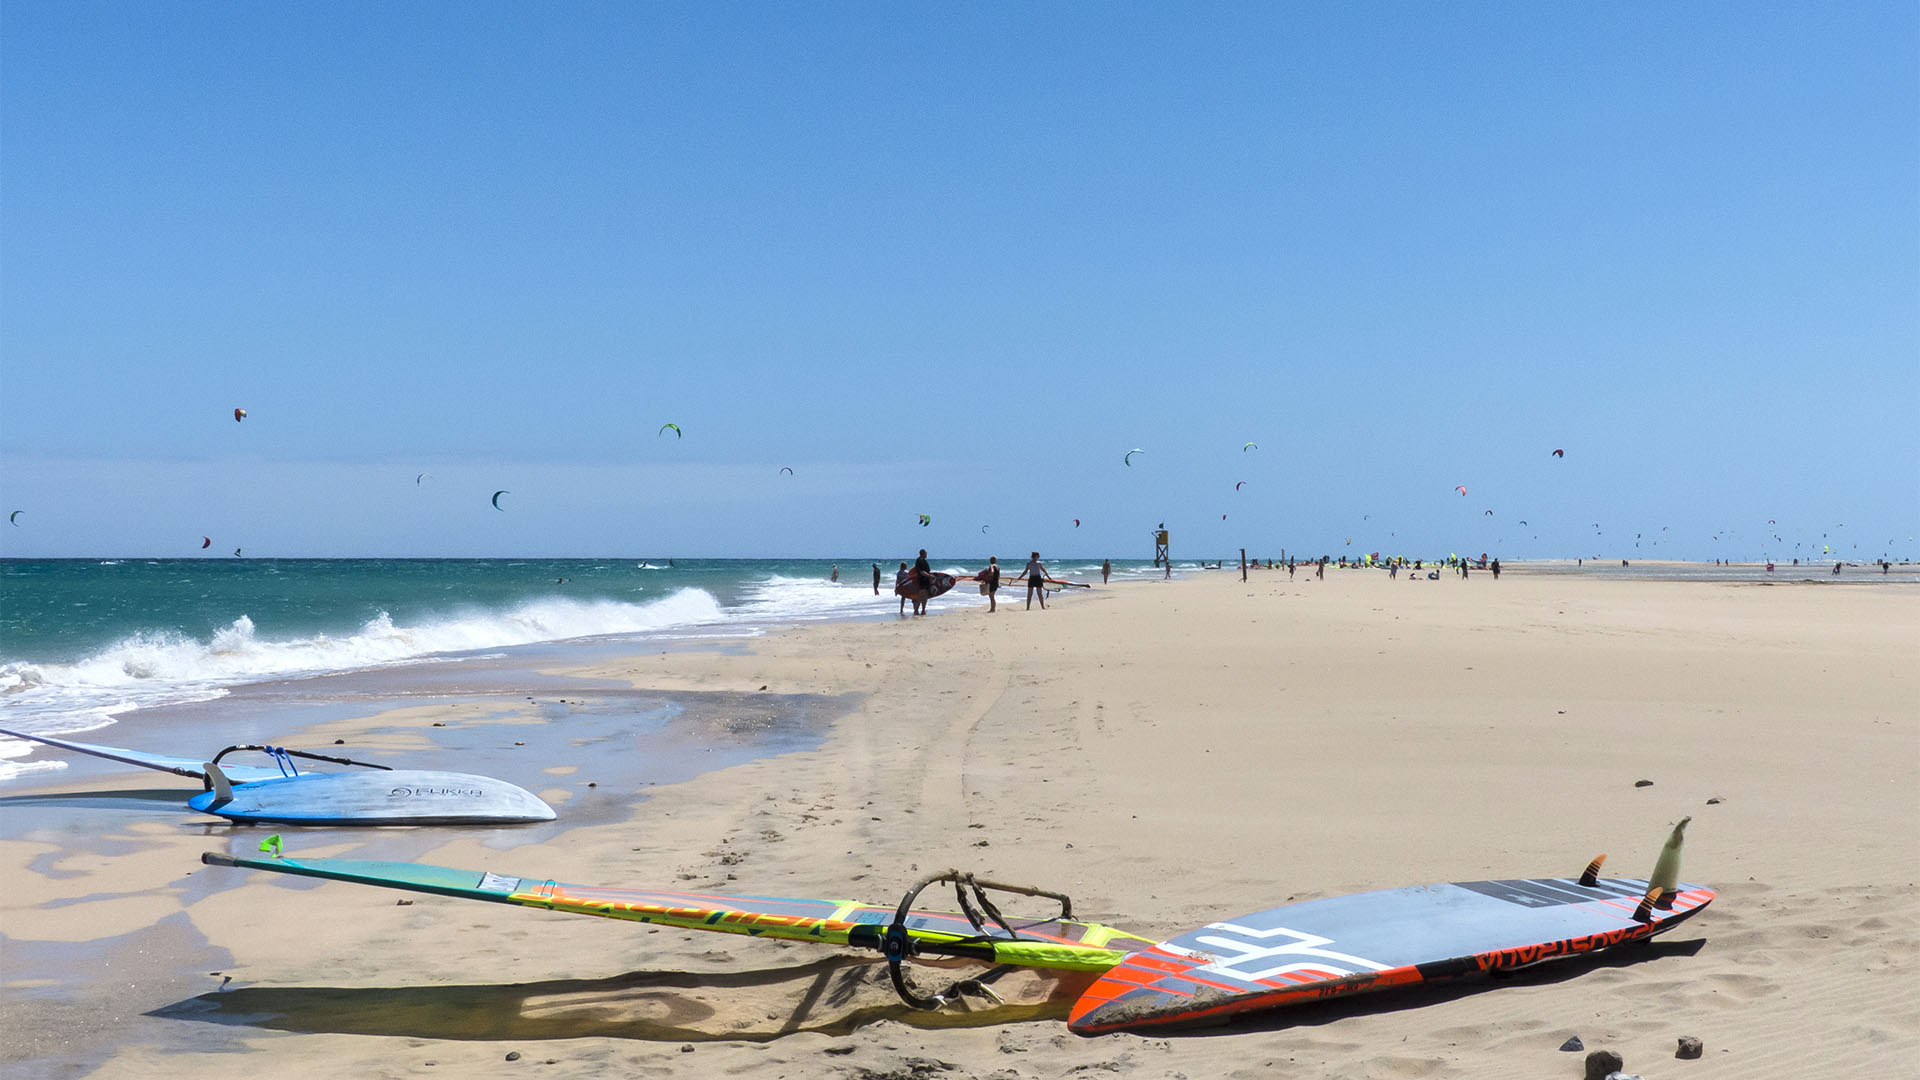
[3,568,1915,1079]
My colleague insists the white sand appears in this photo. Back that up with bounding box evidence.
[4,570,1915,1079]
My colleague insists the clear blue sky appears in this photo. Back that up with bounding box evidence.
[3,3,1915,560]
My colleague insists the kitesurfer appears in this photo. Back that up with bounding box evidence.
[1024,552,1049,610]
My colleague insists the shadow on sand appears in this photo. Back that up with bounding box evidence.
[150,955,1089,1043]
[147,937,1707,1043]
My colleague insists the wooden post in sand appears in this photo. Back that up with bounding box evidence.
[1241,549,1247,582]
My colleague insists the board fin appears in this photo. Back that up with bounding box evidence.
[204,761,234,807]
[1647,816,1690,911]
[1578,853,1607,887]
[1632,886,1664,923]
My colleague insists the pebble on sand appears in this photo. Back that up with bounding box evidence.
[1677,1034,1704,1058]
[1559,1036,1584,1052]
[1584,1048,1624,1080]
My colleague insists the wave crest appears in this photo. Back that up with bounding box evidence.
[0,589,729,765]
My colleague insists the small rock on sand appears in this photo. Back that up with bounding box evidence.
[1559,1036,1584,1052]
[1634,779,1654,788]
[1584,1048,1624,1080]
[1677,1034,1704,1058]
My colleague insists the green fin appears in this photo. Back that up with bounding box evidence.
[1648,816,1690,904]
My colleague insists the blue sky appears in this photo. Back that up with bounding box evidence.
[3,3,1915,560]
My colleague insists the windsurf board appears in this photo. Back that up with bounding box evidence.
[1068,872,1713,1034]
[187,770,556,825]
[895,572,957,601]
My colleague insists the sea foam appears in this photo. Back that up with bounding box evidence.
[0,588,729,778]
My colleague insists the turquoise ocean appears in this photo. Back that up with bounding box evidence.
[0,556,1167,780]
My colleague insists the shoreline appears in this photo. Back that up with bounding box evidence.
[2,571,1915,1079]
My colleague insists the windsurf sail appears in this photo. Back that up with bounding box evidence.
[0,727,390,787]
[201,853,1153,1006]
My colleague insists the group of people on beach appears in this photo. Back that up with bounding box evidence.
[876,549,1080,616]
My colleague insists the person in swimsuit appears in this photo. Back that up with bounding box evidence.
[980,556,1001,612]
[1024,552,1048,610]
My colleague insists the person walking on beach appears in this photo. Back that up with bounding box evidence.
[872,563,881,595]
[1024,552,1049,610]
[913,549,933,596]
[1101,559,1111,584]
[980,556,1002,612]
[896,562,911,615]
[1490,558,1501,579]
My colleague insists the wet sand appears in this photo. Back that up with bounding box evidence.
[2,569,1915,1079]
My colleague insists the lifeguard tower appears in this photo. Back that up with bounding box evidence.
[1153,528,1169,567]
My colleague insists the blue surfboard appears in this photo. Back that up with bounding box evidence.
[187,769,556,825]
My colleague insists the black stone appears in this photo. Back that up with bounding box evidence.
[1584,1049,1624,1080]
[1677,1034,1704,1059]
[1559,1036,1584,1052]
